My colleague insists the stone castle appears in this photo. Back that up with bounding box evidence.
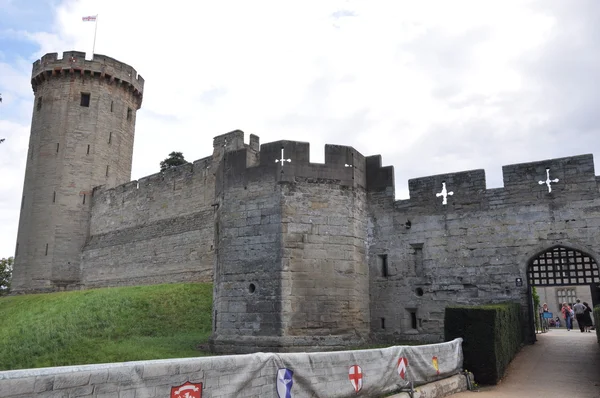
[12,51,600,352]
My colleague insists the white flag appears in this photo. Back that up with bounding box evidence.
[82,15,97,22]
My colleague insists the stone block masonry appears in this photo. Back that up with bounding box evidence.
[0,339,464,398]
[367,153,600,345]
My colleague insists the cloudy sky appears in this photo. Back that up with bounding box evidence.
[1,0,599,258]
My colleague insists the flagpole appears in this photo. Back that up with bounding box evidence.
[92,15,98,56]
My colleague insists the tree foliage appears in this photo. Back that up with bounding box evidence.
[159,151,188,172]
[0,257,13,296]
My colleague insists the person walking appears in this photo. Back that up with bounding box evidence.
[541,303,550,332]
[582,302,594,333]
[572,299,587,333]
[562,302,573,331]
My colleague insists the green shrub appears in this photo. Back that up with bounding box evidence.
[444,302,523,385]
[595,305,600,345]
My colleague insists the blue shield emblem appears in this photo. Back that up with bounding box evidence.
[276,368,293,398]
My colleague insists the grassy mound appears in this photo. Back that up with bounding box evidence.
[0,283,212,371]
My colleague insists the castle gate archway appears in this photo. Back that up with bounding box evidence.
[526,245,600,342]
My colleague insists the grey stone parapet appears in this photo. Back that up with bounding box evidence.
[31,51,144,107]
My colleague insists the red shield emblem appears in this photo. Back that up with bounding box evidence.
[397,357,408,380]
[171,381,202,398]
[348,365,363,392]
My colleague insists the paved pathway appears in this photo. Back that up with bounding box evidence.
[451,328,600,398]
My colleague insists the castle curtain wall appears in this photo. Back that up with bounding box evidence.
[367,154,600,343]
[80,157,215,287]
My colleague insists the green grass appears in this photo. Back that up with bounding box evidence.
[0,283,213,371]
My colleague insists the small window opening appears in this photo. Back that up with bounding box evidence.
[52,191,56,203]
[105,165,109,177]
[377,254,388,277]
[80,93,90,107]
[248,283,256,293]
[381,318,386,329]
[411,243,424,275]
[127,108,132,121]
[108,132,112,144]
[83,194,86,204]
[415,287,424,297]
[410,311,418,329]
[214,310,218,331]
[110,101,114,112]
[37,97,43,111]
[21,196,24,210]
[15,243,19,257]
[31,145,34,160]
[86,145,90,155]
[56,143,60,153]
[45,243,49,256]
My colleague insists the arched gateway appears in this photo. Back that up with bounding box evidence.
[527,246,600,286]
[526,245,600,342]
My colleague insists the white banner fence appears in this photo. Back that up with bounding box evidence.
[0,338,463,398]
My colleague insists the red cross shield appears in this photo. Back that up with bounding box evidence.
[171,381,202,398]
[348,365,363,392]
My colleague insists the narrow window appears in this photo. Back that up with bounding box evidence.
[86,144,90,155]
[31,145,34,160]
[15,243,19,257]
[381,318,386,329]
[110,100,114,112]
[214,310,218,331]
[108,132,112,144]
[411,243,424,275]
[52,191,56,203]
[377,254,388,277]
[127,108,132,121]
[56,143,60,153]
[80,93,90,107]
[105,165,109,177]
[83,194,86,204]
[45,243,49,256]
[410,311,417,329]
[37,97,43,111]
[21,195,24,210]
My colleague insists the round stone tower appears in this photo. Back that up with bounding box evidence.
[11,51,144,293]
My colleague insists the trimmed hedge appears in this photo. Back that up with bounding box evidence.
[595,306,600,344]
[444,302,523,385]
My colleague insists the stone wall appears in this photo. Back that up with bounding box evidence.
[210,148,284,351]
[280,180,369,341]
[0,339,464,398]
[367,153,600,344]
[211,140,373,352]
[81,155,217,287]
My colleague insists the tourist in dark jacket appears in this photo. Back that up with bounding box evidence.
[582,302,594,333]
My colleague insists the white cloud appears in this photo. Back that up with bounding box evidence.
[0,0,599,258]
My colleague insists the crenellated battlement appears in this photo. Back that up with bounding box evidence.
[92,130,599,215]
[31,51,144,107]
[92,156,212,205]
[374,153,599,212]
[218,135,368,189]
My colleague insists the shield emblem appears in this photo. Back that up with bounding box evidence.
[171,381,202,398]
[432,356,440,375]
[348,365,363,392]
[276,368,293,398]
[397,357,408,380]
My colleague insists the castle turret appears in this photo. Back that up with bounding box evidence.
[11,51,144,292]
